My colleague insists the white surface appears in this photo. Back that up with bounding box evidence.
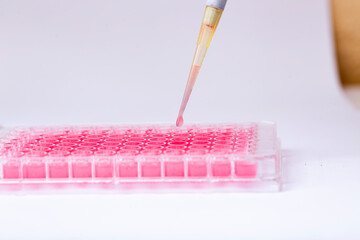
[0,0,360,239]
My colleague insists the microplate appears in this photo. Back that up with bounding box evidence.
[0,123,281,192]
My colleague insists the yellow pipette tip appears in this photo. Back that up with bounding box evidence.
[176,4,225,127]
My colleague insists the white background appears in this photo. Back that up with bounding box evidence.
[1,0,360,239]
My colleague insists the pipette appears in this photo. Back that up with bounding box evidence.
[176,0,227,127]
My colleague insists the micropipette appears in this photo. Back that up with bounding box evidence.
[176,0,227,127]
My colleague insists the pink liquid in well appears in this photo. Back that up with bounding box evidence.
[3,162,20,179]
[23,162,46,179]
[95,161,113,178]
[118,162,138,178]
[234,161,257,178]
[211,161,231,177]
[72,161,92,178]
[188,161,207,177]
[164,161,184,177]
[141,162,161,177]
[0,124,259,182]
[49,161,69,178]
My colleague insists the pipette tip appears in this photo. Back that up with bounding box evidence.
[176,115,184,127]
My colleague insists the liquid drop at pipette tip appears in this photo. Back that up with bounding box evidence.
[176,116,184,127]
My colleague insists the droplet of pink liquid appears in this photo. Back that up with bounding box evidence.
[176,116,184,127]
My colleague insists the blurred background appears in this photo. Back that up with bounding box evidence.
[332,0,360,109]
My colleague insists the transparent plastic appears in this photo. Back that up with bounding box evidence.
[0,123,282,192]
[177,6,224,126]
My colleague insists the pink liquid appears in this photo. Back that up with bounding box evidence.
[211,161,231,177]
[49,161,69,178]
[0,125,258,182]
[176,65,201,127]
[234,161,257,178]
[23,162,46,179]
[188,161,207,177]
[72,161,92,178]
[141,162,161,177]
[164,161,184,177]
[118,162,138,178]
[3,162,20,179]
[95,161,113,178]
[176,116,184,127]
